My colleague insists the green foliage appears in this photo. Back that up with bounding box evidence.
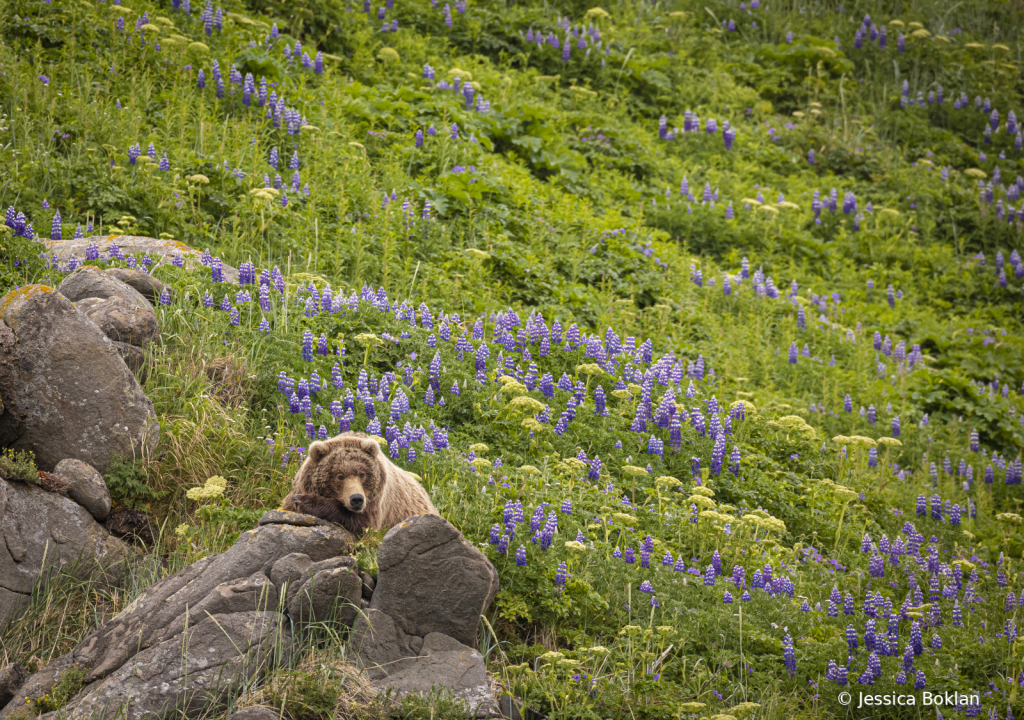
[31,664,86,715]
[263,671,342,720]
[0,449,38,484]
[388,690,481,719]
[3,0,1024,717]
[103,456,164,511]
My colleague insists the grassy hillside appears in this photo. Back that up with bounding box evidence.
[2,0,1024,717]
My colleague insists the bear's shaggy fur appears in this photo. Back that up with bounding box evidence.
[281,432,437,534]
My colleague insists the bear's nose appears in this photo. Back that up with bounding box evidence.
[349,494,365,510]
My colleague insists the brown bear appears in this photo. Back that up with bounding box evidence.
[281,432,438,535]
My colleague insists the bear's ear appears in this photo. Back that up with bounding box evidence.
[308,441,332,464]
[357,436,383,457]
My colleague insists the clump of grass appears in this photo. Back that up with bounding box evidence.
[243,653,385,720]
[263,670,342,720]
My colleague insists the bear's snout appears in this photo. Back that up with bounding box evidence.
[348,493,365,511]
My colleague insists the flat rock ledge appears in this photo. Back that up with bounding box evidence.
[40,236,239,283]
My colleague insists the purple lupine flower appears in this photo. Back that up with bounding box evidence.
[50,210,62,240]
[842,191,857,214]
[554,561,567,589]
[783,634,796,676]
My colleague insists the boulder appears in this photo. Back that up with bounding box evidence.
[40,236,239,283]
[270,553,361,626]
[225,709,280,720]
[55,265,152,310]
[0,513,355,720]
[105,268,171,304]
[376,633,495,714]
[371,515,499,648]
[285,562,362,626]
[54,459,111,522]
[360,571,375,600]
[352,613,497,717]
[57,266,158,347]
[0,479,132,634]
[0,664,28,709]
[74,296,159,347]
[0,286,159,474]
[351,515,500,716]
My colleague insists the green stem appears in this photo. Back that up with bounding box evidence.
[834,501,849,551]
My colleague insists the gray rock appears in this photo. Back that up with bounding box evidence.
[57,266,159,348]
[497,695,523,720]
[351,519,502,718]
[385,633,496,716]
[105,268,171,304]
[0,664,28,709]
[351,609,423,679]
[54,611,289,720]
[0,286,158,474]
[269,552,313,592]
[286,564,362,626]
[56,265,153,311]
[40,236,239,283]
[54,459,111,522]
[269,553,355,594]
[113,341,146,376]
[353,616,497,717]
[161,571,279,639]
[74,296,159,348]
[0,479,132,633]
[226,709,280,720]
[370,515,499,648]
[360,571,375,601]
[1,518,353,719]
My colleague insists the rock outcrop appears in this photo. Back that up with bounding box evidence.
[2,509,502,719]
[0,285,159,474]
[0,479,132,634]
[57,266,159,348]
[41,236,239,283]
[105,268,171,304]
[371,513,499,647]
[352,514,500,716]
[0,512,356,720]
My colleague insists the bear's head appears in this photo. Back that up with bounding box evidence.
[304,435,384,514]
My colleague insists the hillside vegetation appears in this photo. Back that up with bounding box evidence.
[2,0,1024,717]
